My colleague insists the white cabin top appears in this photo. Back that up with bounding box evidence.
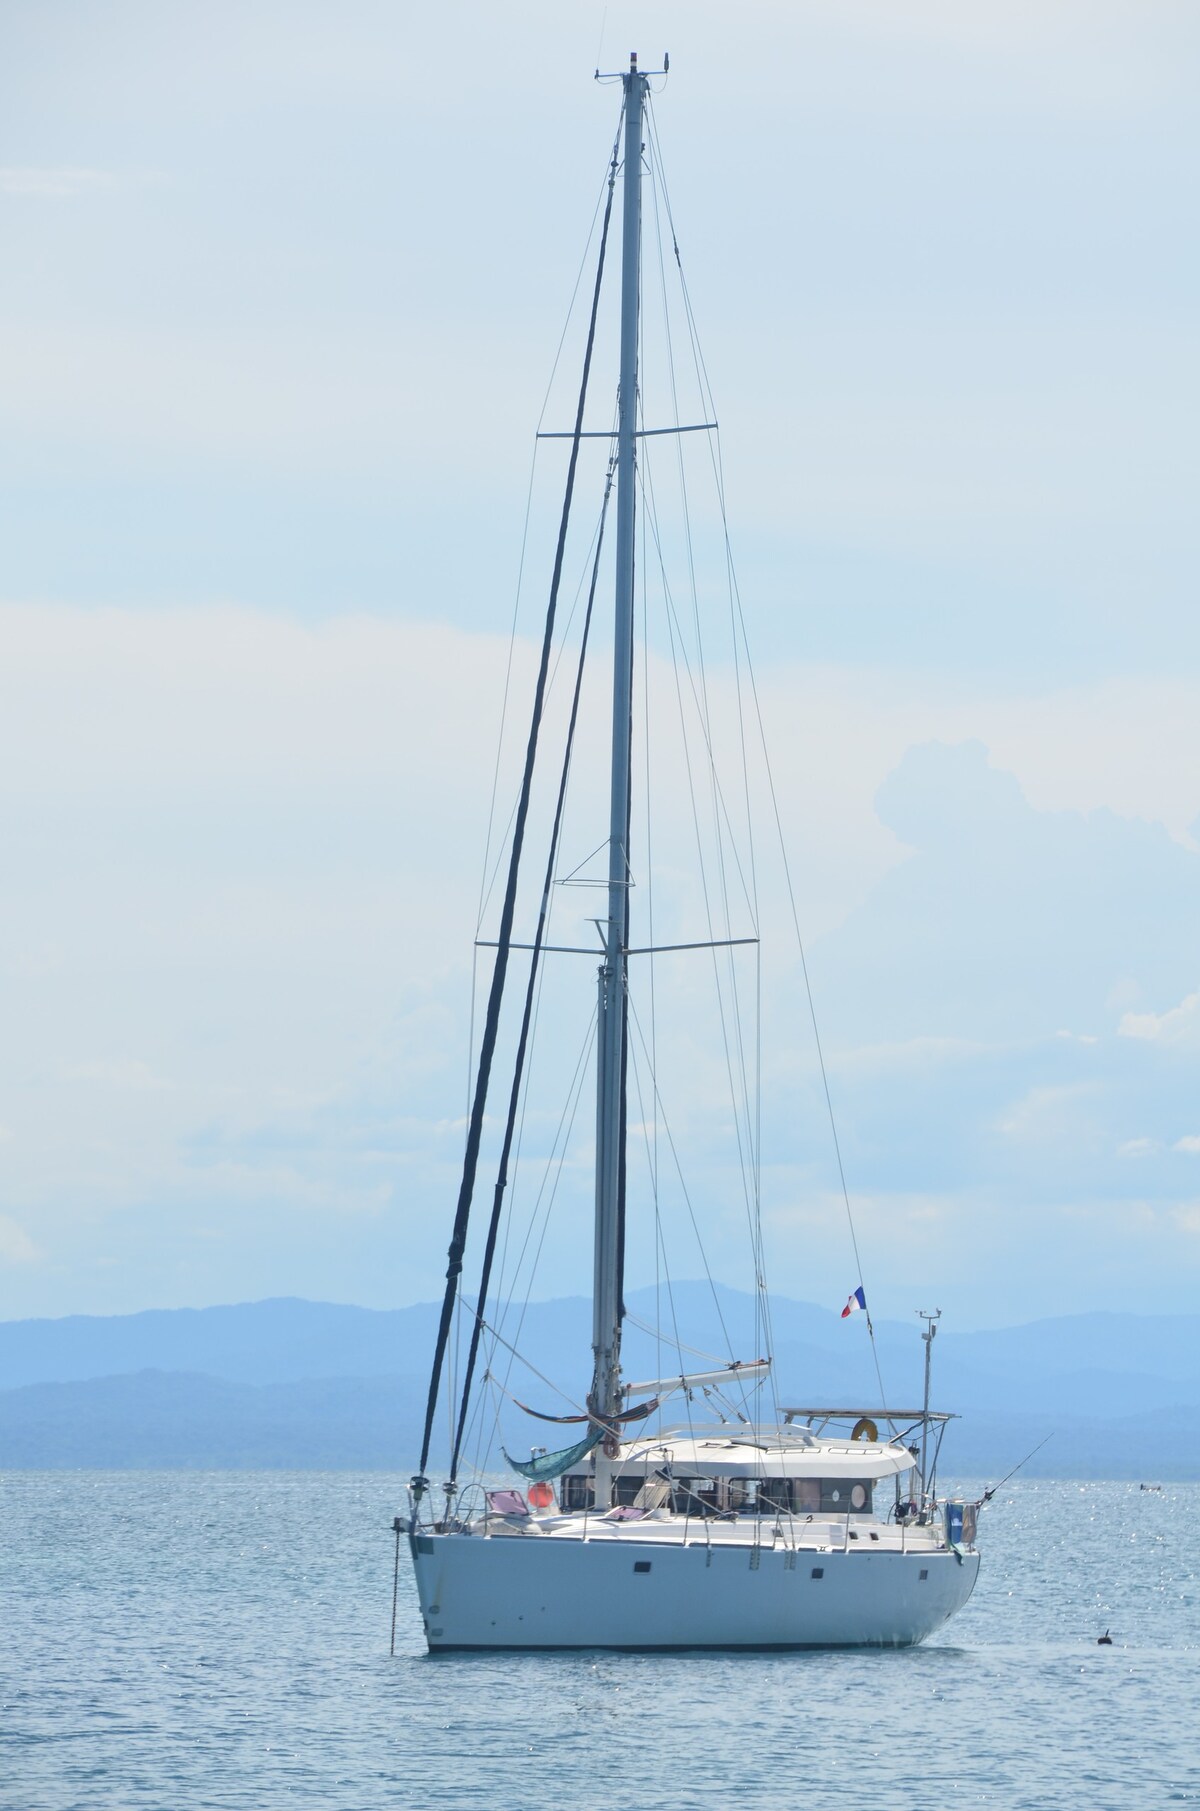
[604,1424,917,1482]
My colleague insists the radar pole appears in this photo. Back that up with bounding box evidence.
[918,1308,941,1506]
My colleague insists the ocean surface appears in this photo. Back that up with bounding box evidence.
[3,1473,1197,1810]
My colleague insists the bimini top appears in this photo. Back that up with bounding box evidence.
[607,1424,917,1482]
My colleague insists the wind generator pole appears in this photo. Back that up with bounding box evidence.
[918,1308,941,1506]
[592,54,646,1438]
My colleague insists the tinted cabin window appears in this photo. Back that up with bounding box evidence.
[735,1478,876,1514]
[670,1477,720,1515]
[820,1480,873,1514]
[613,1475,877,1516]
[612,1472,672,1510]
[560,1474,594,1512]
[670,1478,695,1514]
[726,1478,751,1513]
[734,1479,796,1514]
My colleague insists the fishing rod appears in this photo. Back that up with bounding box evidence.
[979,1431,1055,1504]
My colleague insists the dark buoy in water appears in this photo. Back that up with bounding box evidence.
[1098,1629,1113,1645]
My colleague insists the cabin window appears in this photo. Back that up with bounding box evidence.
[662,1476,875,1516]
[731,1479,803,1515]
[670,1476,721,1515]
[560,1474,594,1512]
[726,1478,752,1513]
[749,1477,875,1515]
[611,1471,672,1511]
[820,1479,873,1515]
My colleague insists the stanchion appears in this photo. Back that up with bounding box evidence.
[389,1516,402,1656]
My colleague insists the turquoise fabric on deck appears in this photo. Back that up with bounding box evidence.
[503,1429,603,1481]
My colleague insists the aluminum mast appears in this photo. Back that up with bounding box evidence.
[591,54,646,1426]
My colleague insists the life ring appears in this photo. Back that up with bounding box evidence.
[850,1416,879,1444]
[527,1480,555,1510]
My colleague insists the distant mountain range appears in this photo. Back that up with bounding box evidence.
[2,1286,1197,1476]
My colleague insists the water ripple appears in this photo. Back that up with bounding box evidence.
[3,1474,1197,1809]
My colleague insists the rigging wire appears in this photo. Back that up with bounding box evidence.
[645,91,884,1413]
[643,111,768,1409]
[451,464,616,1480]
[637,457,759,1244]
[476,117,624,938]
[475,406,620,939]
[468,1007,599,1483]
[622,1310,731,1367]
[636,419,665,1401]
[488,470,615,1320]
[416,131,620,1489]
[589,119,770,1436]
[462,488,615,1474]
[625,991,736,1362]
[447,157,621,1486]
[446,89,890,1493]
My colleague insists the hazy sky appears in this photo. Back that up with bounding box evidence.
[3,1,1199,1329]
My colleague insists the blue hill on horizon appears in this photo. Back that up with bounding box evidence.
[2,1288,1196,1474]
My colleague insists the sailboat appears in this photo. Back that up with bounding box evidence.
[403,55,981,1651]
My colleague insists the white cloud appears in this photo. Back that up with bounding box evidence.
[828,1035,989,1075]
[999,1084,1102,1144]
[0,1215,41,1265]
[0,0,1197,1327]
[65,1059,171,1093]
[1119,988,1200,1048]
[0,599,1197,1318]
[1106,978,1144,1012]
[1117,1138,1161,1159]
[0,167,115,198]
[1173,1136,1200,1155]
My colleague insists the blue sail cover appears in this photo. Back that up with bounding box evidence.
[503,1429,603,1482]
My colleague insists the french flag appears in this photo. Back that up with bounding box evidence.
[841,1286,867,1319]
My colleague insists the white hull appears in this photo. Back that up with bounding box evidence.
[410,1526,979,1651]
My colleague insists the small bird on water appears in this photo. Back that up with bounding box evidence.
[1098,1630,1113,1645]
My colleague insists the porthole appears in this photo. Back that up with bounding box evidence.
[829,1487,841,1503]
[850,1484,867,1510]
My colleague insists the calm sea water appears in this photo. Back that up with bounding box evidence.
[3,1473,1197,1809]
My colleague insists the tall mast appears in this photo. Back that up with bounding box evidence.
[591,54,646,1423]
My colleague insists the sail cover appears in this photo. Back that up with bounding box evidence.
[503,1429,603,1482]
[514,1393,661,1426]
